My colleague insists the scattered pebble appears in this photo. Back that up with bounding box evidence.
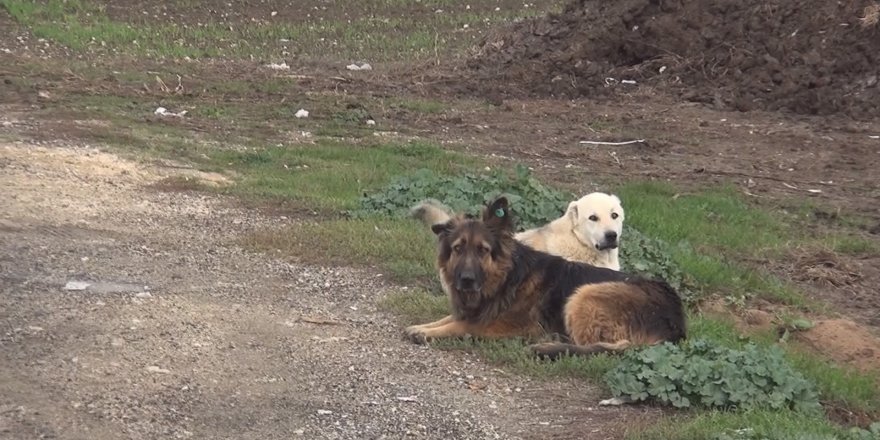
[154,107,187,118]
[316,409,333,415]
[265,62,290,70]
[145,366,170,374]
[64,281,91,291]
[346,63,372,71]
[295,109,309,118]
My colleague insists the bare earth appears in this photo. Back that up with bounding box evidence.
[0,143,656,439]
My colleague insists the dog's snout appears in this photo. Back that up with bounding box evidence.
[605,231,618,242]
[457,270,477,290]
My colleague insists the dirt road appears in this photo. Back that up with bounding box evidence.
[0,143,653,439]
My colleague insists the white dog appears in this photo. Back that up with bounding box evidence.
[411,192,625,270]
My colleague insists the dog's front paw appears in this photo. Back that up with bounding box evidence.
[404,326,429,345]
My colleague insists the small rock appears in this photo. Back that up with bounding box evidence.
[316,409,333,415]
[295,109,309,118]
[135,292,152,299]
[346,63,372,71]
[145,366,170,374]
[154,107,187,118]
[64,281,91,291]
[27,326,44,332]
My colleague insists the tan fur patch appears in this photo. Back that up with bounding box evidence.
[564,282,659,346]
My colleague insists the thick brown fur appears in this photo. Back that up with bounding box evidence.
[404,196,686,359]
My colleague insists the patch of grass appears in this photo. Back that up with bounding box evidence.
[212,140,474,211]
[191,105,238,120]
[245,218,438,284]
[615,182,811,305]
[442,338,620,380]
[391,98,448,114]
[786,349,880,414]
[615,182,793,257]
[379,289,449,325]
[629,408,855,440]
[1,0,564,60]
[829,235,879,256]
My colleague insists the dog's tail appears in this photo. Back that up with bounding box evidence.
[410,199,453,227]
[529,340,632,360]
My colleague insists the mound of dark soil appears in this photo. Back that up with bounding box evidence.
[467,0,880,118]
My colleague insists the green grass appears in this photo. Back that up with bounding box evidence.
[391,98,449,114]
[629,408,857,440]
[212,140,474,211]
[1,0,563,60]
[227,140,474,283]
[787,350,880,413]
[245,218,439,284]
[378,289,450,325]
[615,182,832,305]
[830,235,879,256]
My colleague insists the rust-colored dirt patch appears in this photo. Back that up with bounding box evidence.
[798,319,880,373]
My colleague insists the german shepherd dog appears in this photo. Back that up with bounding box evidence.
[405,196,686,358]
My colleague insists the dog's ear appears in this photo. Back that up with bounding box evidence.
[611,194,622,207]
[431,219,456,237]
[483,196,513,231]
[566,201,579,225]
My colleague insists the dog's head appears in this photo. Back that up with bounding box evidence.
[566,192,625,251]
[431,197,514,309]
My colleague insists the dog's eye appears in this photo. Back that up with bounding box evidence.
[588,215,599,222]
[452,244,462,253]
[478,245,491,256]
[611,212,619,220]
